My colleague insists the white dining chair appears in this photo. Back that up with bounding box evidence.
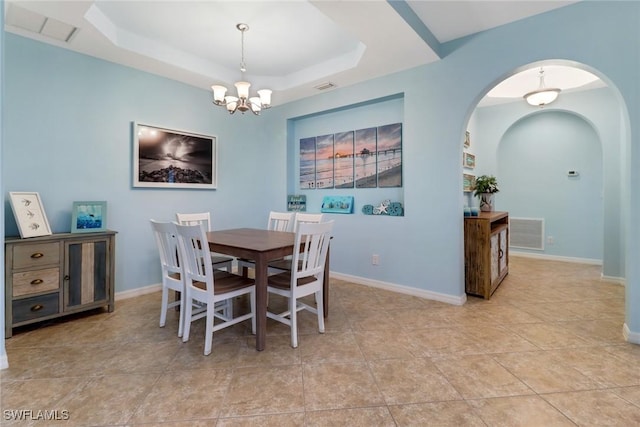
[150,219,233,338]
[176,212,234,272]
[292,212,324,231]
[175,222,256,356]
[237,211,295,276]
[150,220,187,337]
[267,212,324,274]
[268,211,296,232]
[266,220,333,348]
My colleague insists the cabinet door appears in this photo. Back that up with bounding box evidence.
[499,228,508,274]
[490,233,499,283]
[64,238,109,310]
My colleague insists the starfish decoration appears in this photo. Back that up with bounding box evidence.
[373,200,390,215]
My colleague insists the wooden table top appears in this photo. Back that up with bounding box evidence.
[207,228,295,252]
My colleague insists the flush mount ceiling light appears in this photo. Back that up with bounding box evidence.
[524,67,561,107]
[211,23,272,115]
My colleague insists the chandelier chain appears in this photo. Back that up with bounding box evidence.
[240,26,246,73]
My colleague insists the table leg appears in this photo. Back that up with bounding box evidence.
[323,245,330,318]
[254,254,268,351]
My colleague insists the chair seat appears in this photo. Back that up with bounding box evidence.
[211,254,234,265]
[268,271,317,290]
[268,259,306,272]
[191,271,255,294]
[267,259,291,271]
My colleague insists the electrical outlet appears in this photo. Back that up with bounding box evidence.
[372,254,380,265]
[547,236,554,245]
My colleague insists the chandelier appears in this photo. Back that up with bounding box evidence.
[523,67,561,107]
[211,23,272,115]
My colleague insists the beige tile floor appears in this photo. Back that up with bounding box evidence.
[3,256,640,426]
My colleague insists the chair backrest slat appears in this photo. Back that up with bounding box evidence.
[176,212,212,231]
[150,220,181,275]
[175,223,215,294]
[293,212,324,233]
[292,221,333,280]
[267,211,295,232]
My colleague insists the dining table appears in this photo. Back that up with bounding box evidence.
[207,228,330,351]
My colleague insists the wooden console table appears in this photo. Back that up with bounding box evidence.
[464,211,509,299]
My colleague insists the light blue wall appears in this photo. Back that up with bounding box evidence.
[289,93,408,280]
[0,0,7,368]
[277,68,465,293]
[499,111,603,259]
[2,2,640,339]
[290,95,404,213]
[3,33,287,292]
[271,1,639,328]
[463,110,479,209]
[475,87,622,277]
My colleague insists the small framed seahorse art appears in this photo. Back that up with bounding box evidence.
[9,192,52,238]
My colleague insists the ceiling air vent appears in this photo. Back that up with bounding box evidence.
[6,3,79,43]
[314,82,337,91]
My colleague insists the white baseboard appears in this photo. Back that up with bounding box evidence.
[623,323,640,344]
[115,274,468,307]
[602,275,626,285]
[330,271,466,306]
[509,250,602,265]
[0,353,8,370]
[115,283,161,301]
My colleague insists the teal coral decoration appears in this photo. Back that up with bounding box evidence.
[362,200,403,216]
[321,196,354,214]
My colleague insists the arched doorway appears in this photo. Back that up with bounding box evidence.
[463,61,624,296]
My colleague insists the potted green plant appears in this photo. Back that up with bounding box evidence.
[473,175,499,212]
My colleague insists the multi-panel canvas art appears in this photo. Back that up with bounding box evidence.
[334,131,355,188]
[315,134,334,189]
[376,123,403,188]
[355,127,377,188]
[300,122,402,190]
[299,137,316,189]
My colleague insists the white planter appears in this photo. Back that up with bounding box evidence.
[479,193,495,212]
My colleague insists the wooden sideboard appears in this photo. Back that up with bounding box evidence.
[5,231,116,337]
[464,211,509,299]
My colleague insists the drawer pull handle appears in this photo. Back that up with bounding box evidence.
[498,249,504,259]
[30,304,44,312]
[30,252,44,259]
[30,279,44,285]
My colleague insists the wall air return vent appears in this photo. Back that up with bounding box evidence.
[509,217,545,250]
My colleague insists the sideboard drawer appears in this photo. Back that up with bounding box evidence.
[12,242,60,269]
[13,293,60,324]
[12,267,60,297]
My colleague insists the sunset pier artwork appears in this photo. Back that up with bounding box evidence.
[299,122,402,190]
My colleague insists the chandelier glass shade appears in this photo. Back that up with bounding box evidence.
[211,23,272,115]
[524,68,561,107]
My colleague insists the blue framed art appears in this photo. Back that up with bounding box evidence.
[321,196,354,214]
[71,201,107,233]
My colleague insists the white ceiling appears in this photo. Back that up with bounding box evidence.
[5,0,598,106]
